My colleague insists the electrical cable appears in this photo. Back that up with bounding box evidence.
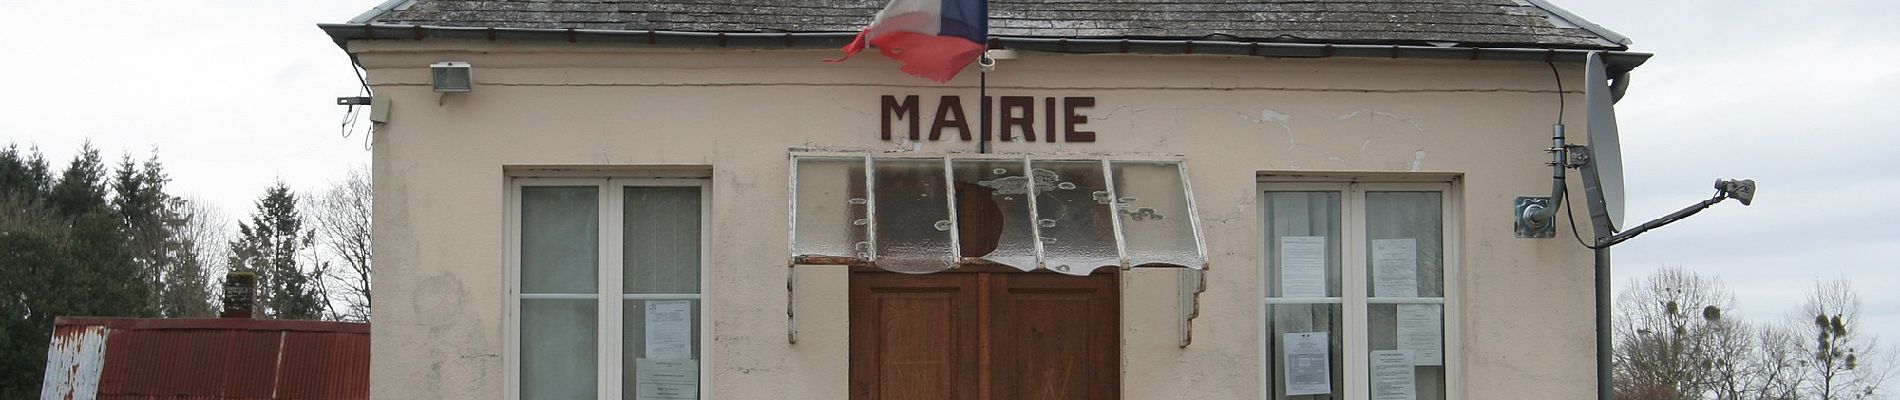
[1549,61,1564,125]
[339,54,376,150]
[350,54,372,93]
[1563,180,1601,250]
[1549,60,1600,249]
[340,85,363,137]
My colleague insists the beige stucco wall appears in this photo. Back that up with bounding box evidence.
[353,40,1600,399]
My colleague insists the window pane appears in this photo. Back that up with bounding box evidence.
[622,299,702,399]
[951,159,1037,271]
[1363,192,1444,298]
[1030,160,1120,275]
[521,299,597,399]
[625,187,702,294]
[871,158,957,273]
[1264,192,1343,298]
[521,186,599,294]
[1367,303,1448,400]
[1268,303,1344,400]
[792,157,866,258]
[1111,161,1202,268]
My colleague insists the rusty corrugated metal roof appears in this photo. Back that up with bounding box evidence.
[41,317,369,400]
[42,324,108,400]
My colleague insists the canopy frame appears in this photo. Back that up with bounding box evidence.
[786,152,1210,346]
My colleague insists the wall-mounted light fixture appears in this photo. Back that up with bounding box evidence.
[430,61,472,92]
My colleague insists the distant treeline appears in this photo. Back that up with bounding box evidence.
[0,142,370,398]
[1615,268,1894,400]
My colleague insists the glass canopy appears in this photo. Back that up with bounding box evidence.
[789,154,1207,276]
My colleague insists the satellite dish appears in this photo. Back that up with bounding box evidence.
[1584,52,1626,229]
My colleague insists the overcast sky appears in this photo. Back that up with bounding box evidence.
[1557,0,1900,341]
[1,1,1893,340]
[0,2,377,218]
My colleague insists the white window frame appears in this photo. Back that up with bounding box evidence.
[1258,179,1462,400]
[506,177,713,400]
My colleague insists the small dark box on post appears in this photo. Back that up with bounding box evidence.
[221,271,257,318]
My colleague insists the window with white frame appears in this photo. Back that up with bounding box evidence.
[511,178,709,400]
[1262,181,1457,400]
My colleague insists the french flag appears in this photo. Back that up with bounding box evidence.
[827,0,988,83]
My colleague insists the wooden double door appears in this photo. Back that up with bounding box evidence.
[849,268,1120,400]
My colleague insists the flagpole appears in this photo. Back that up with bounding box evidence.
[978,55,990,154]
[979,1,991,154]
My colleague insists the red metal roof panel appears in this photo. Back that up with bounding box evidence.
[275,331,371,399]
[48,317,370,400]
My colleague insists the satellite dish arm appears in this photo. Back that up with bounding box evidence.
[1576,145,1618,240]
[1596,191,1723,247]
[1586,177,1756,248]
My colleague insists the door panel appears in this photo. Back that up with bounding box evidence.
[991,273,1120,400]
[850,270,1119,400]
[850,272,980,400]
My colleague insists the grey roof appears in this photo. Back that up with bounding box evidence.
[350,0,1629,50]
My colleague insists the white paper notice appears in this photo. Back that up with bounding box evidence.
[1284,332,1333,396]
[635,358,699,400]
[1279,236,1328,298]
[1370,350,1416,400]
[1397,304,1444,366]
[1371,239,1418,298]
[645,300,693,360]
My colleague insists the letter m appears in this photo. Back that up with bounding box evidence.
[882,95,920,141]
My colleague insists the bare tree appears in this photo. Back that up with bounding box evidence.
[1752,325,1808,400]
[1702,317,1757,400]
[180,195,233,304]
[1615,270,1898,400]
[312,166,371,322]
[303,240,336,320]
[1793,279,1893,400]
[1614,267,1742,400]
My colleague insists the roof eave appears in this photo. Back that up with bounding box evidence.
[317,23,1650,75]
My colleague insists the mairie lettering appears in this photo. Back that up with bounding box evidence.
[880,95,1095,143]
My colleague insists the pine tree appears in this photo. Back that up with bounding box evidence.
[112,151,213,317]
[44,143,152,318]
[0,143,155,397]
[0,144,53,202]
[0,144,64,398]
[0,224,67,399]
[162,231,215,317]
[228,181,327,319]
[47,142,109,219]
